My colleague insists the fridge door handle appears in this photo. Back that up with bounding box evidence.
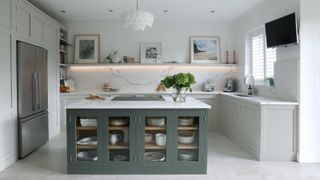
[37,72,41,110]
[32,72,36,111]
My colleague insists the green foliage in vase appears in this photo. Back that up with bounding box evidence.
[161,73,196,92]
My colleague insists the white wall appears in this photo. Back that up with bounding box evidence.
[299,0,320,163]
[65,20,237,91]
[233,0,300,101]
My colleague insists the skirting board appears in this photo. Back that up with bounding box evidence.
[0,151,17,172]
[297,152,320,163]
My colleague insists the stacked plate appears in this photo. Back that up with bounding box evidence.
[179,117,195,126]
[77,136,97,145]
[178,131,195,144]
[80,118,97,127]
[145,152,165,162]
[77,151,97,161]
[147,117,165,127]
[178,150,195,161]
[109,119,128,126]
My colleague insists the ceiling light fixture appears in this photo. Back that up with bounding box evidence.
[122,0,154,31]
[210,10,216,13]
[60,10,66,13]
[163,10,169,13]
[108,10,114,13]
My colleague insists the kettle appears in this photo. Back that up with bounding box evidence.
[223,78,236,92]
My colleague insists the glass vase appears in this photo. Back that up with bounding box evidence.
[172,88,187,103]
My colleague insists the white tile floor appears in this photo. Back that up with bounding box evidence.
[1,132,320,180]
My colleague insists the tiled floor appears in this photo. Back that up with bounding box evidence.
[1,132,320,180]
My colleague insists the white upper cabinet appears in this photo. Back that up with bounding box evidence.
[31,13,45,44]
[15,0,46,45]
[0,0,12,31]
[16,1,32,39]
[45,22,59,49]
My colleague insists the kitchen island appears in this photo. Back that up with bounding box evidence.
[66,96,211,174]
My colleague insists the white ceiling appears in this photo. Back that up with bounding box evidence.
[27,0,264,22]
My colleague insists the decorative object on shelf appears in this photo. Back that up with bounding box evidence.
[85,93,106,100]
[232,50,236,64]
[74,34,100,64]
[225,50,229,64]
[105,50,123,63]
[264,77,275,87]
[60,85,70,93]
[103,83,120,92]
[122,0,154,31]
[141,42,161,63]
[127,57,135,63]
[156,82,166,92]
[161,73,196,103]
[190,36,221,64]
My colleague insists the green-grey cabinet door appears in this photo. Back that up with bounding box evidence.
[136,110,173,174]
[172,109,207,174]
[103,109,137,174]
[67,109,104,168]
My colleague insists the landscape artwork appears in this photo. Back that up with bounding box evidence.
[190,36,220,63]
[74,34,100,63]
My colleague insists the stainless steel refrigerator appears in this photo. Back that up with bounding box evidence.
[17,41,48,158]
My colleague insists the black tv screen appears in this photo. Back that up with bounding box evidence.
[265,13,299,48]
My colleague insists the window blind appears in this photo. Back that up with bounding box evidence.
[250,31,277,82]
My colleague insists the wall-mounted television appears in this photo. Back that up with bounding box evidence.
[265,13,299,48]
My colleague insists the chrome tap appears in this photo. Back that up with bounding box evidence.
[244,74,255,95]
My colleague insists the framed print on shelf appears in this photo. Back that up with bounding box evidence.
[140,42,161,64]
[74,34,100,64]
[190,36,221,64]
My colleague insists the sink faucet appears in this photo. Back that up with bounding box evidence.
[244,74,255,95]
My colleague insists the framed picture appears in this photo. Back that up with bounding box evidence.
[140,42,161,63]
[74,34,100,63]
[190,36,221,63]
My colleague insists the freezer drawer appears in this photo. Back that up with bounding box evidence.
[19,111,48,158]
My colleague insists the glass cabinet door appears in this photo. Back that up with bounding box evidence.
[143,116,168,163]
[75,115,98,162]
[177,116,200,162]
[107,116,131,162]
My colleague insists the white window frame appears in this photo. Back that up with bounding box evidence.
[247,26,276,85]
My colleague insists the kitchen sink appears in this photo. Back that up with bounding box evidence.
[233,93,251,97]
[111,95,165,101]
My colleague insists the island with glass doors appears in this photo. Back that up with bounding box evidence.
[66,96,211,174]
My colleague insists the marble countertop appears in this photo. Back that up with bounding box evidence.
[221,93,299,106]
[61,90,298,106]
[66,96,212,110]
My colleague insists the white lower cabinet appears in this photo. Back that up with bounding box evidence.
[220,95,297,161]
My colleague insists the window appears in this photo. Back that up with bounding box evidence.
[249,28,277,84]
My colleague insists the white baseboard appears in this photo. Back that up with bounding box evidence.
[297,152,320,163]
[0,151,17,172]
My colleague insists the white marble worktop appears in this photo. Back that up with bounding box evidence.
[61,90,298,106]
[222,93,299,106]
[66,96,211,109]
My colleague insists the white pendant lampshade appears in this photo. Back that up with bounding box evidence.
[122,0,154,31]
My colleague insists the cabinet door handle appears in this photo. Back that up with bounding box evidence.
[138,116,141,123]
[204,116,207,123]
